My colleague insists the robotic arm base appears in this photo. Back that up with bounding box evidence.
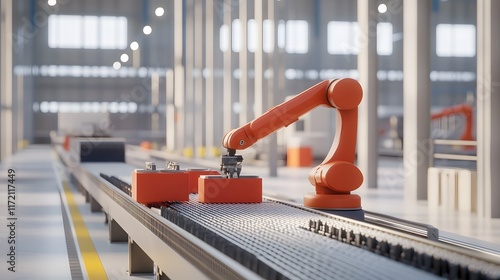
[303,193,361,210]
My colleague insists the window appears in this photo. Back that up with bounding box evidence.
[328,21,358,55]
[100,16,127,49]
[436,24,476,57]
[232,19,242,52]
[49,15,82,48]
[248,19,275,53]
[377,22,393,55]
[277,20,286,49]
[220,19,275,53]
[36,101,138,114]
[220,24,230,52]
[263,19,274,53]
[247,19,257,52]
[83,16,99,48]
[48,15,127,49]
[285,20,309,53]
[327,21,393,55]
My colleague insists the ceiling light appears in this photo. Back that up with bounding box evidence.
[113,62,121,70]
[378,4,388,14]
[155,7,165,17]
[143,25,152,35]
[130,41,139,50]
[120,54,129,63]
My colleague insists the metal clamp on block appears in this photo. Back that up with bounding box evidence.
[198,175,262,203]
[131,162,189,204]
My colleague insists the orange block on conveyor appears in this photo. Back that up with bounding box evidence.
[186,169,221,193]
[198,175,262,203]
[132,170,189,204]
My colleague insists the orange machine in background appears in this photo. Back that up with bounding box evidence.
[431,103,474,142]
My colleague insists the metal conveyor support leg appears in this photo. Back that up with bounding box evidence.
[155,265,170,280]
[109,219,128,243]
[128,238,154,275]
[90,196,102,212]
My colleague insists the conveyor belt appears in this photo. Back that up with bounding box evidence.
[92,163,500,279]
[164,196,500,280]
[164,197,438,279]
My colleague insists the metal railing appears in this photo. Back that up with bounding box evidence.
[429,139,477,167]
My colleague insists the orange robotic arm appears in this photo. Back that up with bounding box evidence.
[222,78,364,210]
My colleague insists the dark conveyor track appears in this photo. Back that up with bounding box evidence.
[99,173,500,280]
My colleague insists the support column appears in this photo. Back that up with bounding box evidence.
[239,0,248,126]
[477,0,500,218]
[194,1,204,158]
[166,69,175,151]
[173,0,185,152]
[223,0,233,136]
[16,74,24,150]
[357,0,378,189]
[90,196,102,212]
[267,0,283,177]
[184,0,195,157]
[403,0,431,201]
[151,73,160,132]
[205,0,215,156]
[255,0,266,165]
[155,266,169,280]
[1,0,13,161]
[109,218,128,242]
[128,238,154,275]
[254,0,263,118]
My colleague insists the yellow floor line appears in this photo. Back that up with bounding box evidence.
[62,180,108,280]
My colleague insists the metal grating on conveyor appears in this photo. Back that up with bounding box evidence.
[166,195,441,280]
[100,173,131,196]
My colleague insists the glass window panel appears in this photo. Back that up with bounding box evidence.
[327,21,358,55]
[220,24,229,52]
[100,16,117,49]
[377,22,393,55]
[436,24,475,57]
[247,19,257,53]
[232,19,241,52]
[53,15,82,48]
[286,20,308,54]
[263,19,274,53]
[48,15,58,48]
[48,15,127,49]
[277,20,285,49]
[115,17,128,49]
[83,16,98,49]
